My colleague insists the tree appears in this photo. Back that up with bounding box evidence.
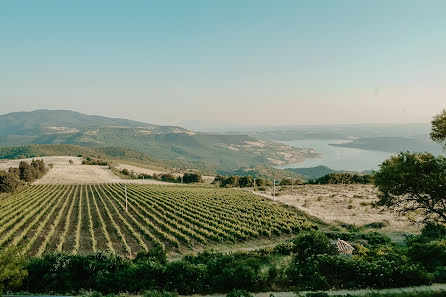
[431,109,446,149]
[374,152,446,223]
[238,176,253,187]
[0,247,28,296]
[182,173,203,184]
[0,171,24,193]
[19,161,35,183]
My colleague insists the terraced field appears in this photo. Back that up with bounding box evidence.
[0,184,311,257]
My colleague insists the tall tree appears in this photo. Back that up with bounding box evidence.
[374,152,446,223]
[19,161,35,183]
[0,171,24,193]
[431,109,446,149]
[374,110,446,223]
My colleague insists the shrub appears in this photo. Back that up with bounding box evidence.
[0,171,24,193]
[142,290,178,297]
[291,232,337,260]
[182,173,203,183]
[226,289,254,297]
[161,174,177,182]
[0,247,28,296]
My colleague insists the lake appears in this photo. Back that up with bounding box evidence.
[278,139,395,172]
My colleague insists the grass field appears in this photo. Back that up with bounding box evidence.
[0,184,311,257]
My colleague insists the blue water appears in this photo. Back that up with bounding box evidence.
[278,139,394,172]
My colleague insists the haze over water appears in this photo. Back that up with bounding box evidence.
[279,139,394,171]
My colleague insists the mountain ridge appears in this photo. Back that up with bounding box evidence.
[0,110,318,171]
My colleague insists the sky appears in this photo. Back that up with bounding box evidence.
[1,0,445,129]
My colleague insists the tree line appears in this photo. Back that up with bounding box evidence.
[213,173,372,188]
[213,175,273,188]
[120,169,203,184]
[308,173,373,184]
[0,159,47,193]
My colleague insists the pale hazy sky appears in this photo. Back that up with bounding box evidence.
[1,0,445,128]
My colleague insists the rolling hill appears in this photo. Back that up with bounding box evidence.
[0,110,318,171]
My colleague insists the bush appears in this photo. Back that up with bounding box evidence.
[0,171,24,193]
[142,290,178,297]
[434,266,446,282]
[0,247,28,296]
[182,172,203,183]
[408,239,446,272]
[291,232,337,260]
[226,289,254,297]
[160,174,176,182]
[288,253,431,290]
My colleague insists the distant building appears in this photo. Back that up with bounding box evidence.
[336,239,355,256]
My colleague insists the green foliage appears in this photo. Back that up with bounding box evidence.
[121,168,131,176]
[15,229,441,295]
[19,161,35,182]
[0,171,24,193]
[182,172,203,183]
[214,175,270,188]
[160,173,176,182]
[288,252,430,291]
[308,173,373,184]
[431,109,446,149]
[142,290,178,297]
[226,289,254,297]
[0,247,28,296]
[291,232,337,260]
[374,152,446,223]
[0,159,46,193]
[324,231,392,247]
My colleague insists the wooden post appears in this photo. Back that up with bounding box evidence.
[273,179,276,202]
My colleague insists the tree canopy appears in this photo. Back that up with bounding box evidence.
[0,247,28,296]
[374,152,446,223]
[374,109,446,223]
[431,109,446,149]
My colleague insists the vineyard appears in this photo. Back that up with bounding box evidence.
[0,184,312,257]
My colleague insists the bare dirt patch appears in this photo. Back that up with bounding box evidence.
[0,156,175,185]
[252,184,420,233]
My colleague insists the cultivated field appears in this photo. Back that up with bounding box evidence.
[255,184,420,233]
[0,184,310,257]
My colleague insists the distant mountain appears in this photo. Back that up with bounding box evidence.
[330,136,444,155]
[0,110,318,171]
[0,109,183,136]
[239,123,432,141]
